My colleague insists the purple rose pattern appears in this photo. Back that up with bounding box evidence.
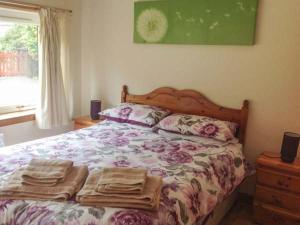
[182,142,198,151]
[159,151,193,165]
[210,154,237,193]
[14,205,54,225]
[0,200,13,212]
[160,183,179,208]
[99,103,170,127]
[104,137,130,147]
[199,124,219,138]
[0,119,247,225]
[158,210,179,225]
[156,114,238,142]
[113,160,131,168]
[142,139,180,153]
[110,210,153,225]
[118,107,133,118]
[150,168,168,177]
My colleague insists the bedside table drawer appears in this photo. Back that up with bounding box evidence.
[254,201,300,225]
[255,185,300,213]
[257,168,300,194]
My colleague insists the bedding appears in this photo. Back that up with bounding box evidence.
[99,103,170,127]
[0,120,248,225]
[156,114,238,142]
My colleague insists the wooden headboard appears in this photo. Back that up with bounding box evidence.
[121,85,249,144]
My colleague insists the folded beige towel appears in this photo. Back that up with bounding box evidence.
[96,167,147,194]
[22,159,73,186]
[77,170,162,211]
[0,165,88,201]
[27,159,73,167]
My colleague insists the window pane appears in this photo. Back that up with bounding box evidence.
[0,21,38,112]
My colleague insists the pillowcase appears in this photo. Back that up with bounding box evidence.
[155,114,238,142]
[99,103,171,127]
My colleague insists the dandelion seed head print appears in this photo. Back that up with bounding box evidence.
[137,8,168,43]
[134,0,258,45]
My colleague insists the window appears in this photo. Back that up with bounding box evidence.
[0,9,39,115]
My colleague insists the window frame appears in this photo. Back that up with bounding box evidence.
[0,8,39,116]
[0,105,36,115]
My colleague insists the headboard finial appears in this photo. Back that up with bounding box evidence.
[239,100,249,144]
[121,85,128,103]
[243,100,249,109]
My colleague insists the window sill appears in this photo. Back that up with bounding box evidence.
[0,110,35,127]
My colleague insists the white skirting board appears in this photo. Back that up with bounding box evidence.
[204,191,238,225]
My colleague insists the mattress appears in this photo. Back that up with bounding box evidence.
[0,120,248,225]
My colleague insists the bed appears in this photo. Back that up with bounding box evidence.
[0,85,249,225]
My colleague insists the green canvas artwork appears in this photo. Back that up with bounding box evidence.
[134,0,259,45]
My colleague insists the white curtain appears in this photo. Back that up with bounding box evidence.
[36,8,71,129]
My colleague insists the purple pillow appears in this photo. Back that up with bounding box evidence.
[156,114,238,142]
[99,103,171,127]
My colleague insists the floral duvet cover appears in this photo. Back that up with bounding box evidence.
[0,121,248,225]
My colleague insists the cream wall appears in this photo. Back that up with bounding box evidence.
[0,0,82,146]
[80,0,300,176]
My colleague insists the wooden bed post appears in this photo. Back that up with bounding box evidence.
[239,100,249,144]
[121,85,128,103]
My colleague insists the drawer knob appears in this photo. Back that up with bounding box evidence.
[271,195,283,206]
[277,181,283,186]
[277,180,289,188]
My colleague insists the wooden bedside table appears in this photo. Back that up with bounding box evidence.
[73,116,104,130]
[254,151,300,225]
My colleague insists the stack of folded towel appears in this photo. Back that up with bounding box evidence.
[0,159,88,201]
[22,159,73,186]
[77,167,162,211]
[96,168,147,194]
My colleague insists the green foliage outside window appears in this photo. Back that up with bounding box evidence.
[0,24,39,78]
[0,24,38,59]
